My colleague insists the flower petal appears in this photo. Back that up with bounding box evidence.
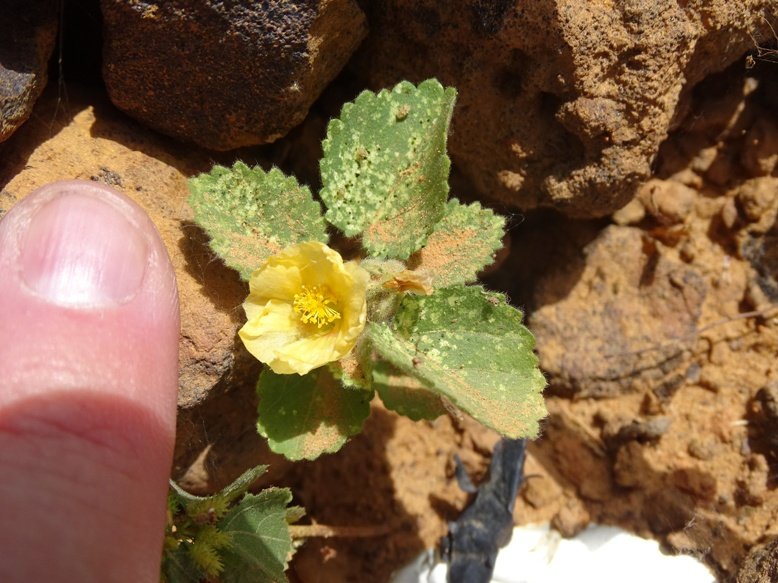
[295,241,348,288]
[275,332,347,375]
[239,300,302,371]
[239,241,371,374]
[243,294,265,322]
[248,263,302,302]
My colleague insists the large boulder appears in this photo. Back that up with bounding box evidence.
[529,224,709,398]
[359,0,775,217]
[101,0,366,150]
[528,64,776,399]
[0,0,58,143]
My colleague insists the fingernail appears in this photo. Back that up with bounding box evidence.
[19,192,148,307]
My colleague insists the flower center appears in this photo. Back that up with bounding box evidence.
[293,286,341,328]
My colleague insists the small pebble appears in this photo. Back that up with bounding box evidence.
[687,439,716,461]
[638,179,696,225]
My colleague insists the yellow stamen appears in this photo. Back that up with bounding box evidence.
[293,286,342,328]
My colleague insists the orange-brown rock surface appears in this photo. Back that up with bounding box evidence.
[359,0,776,217]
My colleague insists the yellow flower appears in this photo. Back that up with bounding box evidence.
[239,241,369,375]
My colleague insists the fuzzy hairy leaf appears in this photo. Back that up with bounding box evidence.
[320,79,456,259]
[257,367,372,461]
[408,199,506,288]
[367,287,547,438]
[373,362,446,421]
[189,532,226,577]
[218,488,294,583]
[189,162,328,280]
[163,466,273,583]
[217,465,270,505]
[170,465,268,512]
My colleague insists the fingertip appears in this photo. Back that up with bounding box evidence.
[0,180,179,418]
[0,180,180,580]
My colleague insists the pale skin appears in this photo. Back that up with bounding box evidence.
[0,181,179,582]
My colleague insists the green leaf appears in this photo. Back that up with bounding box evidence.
[217,465,270,505]
[169,465,268,512]
[328,338,374,390]
[164,467,283,583]
[366,287,547,438]
[189,526,230,577]
[285,506,306,525]
[320,79,456,259]
[189,162,328,280]
[257,367,373,460]
[161,546,202,583]
[218,488,294,583]
[408,199,506,288]
[373,362,447,421]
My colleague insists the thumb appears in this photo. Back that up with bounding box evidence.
[0,181,179,582]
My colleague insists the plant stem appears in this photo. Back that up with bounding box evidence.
[288,523,395,539]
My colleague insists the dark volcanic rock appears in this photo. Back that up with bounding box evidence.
[738,537,778,583]
[101,0,366,150]
[0,0,58,143]
[359,0,775,218]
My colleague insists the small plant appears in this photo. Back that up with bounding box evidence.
[162,466,302,582]
[176,79,548,580]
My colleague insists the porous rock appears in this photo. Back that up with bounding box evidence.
[529,225,707,397]
[0,0,58,143]
[101,0,366,150]
[638,179,697,225]
[737,537,778,583]
[737,178,778,226]
[359,0,776,217]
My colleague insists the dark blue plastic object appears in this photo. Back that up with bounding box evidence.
[443,438,527,583]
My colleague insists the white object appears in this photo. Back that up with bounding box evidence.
[392,524,716,583]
